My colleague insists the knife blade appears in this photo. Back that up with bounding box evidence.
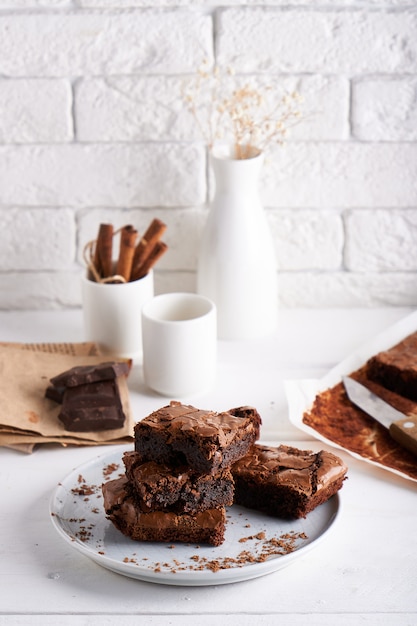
[342,376,417,457]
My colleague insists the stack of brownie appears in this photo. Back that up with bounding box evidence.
[102,402,261,546]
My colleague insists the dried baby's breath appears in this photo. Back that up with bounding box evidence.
[182,61,303,159]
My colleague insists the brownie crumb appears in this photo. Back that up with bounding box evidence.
[103,463,120,478]
[71,476,98,497]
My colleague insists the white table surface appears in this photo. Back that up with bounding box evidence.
[1,307,416,626]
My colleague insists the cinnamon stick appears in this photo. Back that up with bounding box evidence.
[115,225,138,282]
[94,223,113,279]
[130,218,167,281]
[131,240,168,281]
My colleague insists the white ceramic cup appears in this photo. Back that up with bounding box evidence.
[141,292,217,397]
[81,270,154,360]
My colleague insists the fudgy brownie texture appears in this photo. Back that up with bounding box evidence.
[58,380,125,432]
[102,476,226,546]
[123,451,234,513]
[367,332,417,401]
[134,402,261,474]
[232,444,347,519]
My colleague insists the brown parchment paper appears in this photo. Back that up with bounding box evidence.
[0,342,134,453]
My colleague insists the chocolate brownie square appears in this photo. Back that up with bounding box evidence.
[232,444,347,519]
[134,402,261,474]
[102,476,226,546]
[123,451,234,513]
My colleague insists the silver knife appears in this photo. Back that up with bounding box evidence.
[342,376,417,457]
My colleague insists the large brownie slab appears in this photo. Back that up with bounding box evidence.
[303,364,417,481]
[367,331,417,401]
[134,402,261,474]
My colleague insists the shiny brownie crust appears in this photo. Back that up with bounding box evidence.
[134,402,261,474]
[232,444,347,519]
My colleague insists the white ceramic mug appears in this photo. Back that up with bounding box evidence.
[141,292,217,397]
[81,270,154,360]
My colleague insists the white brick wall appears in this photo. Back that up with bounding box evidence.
[0,1,416,310]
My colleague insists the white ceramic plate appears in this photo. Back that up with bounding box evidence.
[50,446,341,586]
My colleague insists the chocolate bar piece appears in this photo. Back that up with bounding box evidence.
[102,476,226,546]
[46,361,129,432]
[58,380,125,432]
[134,402,261,474]
[123,451,234,513]
[50,361,130,388]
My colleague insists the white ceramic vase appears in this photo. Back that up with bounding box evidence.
[197,145,278,340]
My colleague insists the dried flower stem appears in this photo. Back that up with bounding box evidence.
[183,62,303,159]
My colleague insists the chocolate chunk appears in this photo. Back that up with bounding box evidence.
[50,361,130,388]
[46,361,129,432]
[45,385,66,404]
[123,451,234,513]
[58,380,125,432]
